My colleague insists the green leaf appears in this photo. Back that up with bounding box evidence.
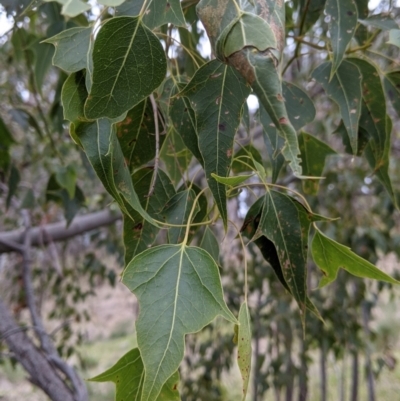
[223,12,277,57]
[179,60,251,226]
[9,108,42,138]
[211,173,253,186]
[312,60,362,154]
[30,39,54,92]
[334,120,369,156]
[354,0,369,44]
[61,70,88,123]
[231,145,263,175]
[388,29,400,48]
[199,227,219,263]
[89,348,180,401]
[160,128,192,187]
[6,166,20,210]
[170,93,204,167]
[97,0,125,6]
[349,58,396,204]
[325,0,358,76]
[383,70,400,118]
[122,244,237,401]
[259,81,316,182]
[46,174,85,225]
[282,81,316,131]
[61,0,90,17]
[162,189,199,244]
[116,0,186,29]
[0,116,14,172]
[116,98,165,171]
[84,17,167,119]
[75,119,157,225]
[245,50,303,176]
[123,168,175,264]
[298,0,327,33]
[241,196,323,320]
[359,15,399,30]
[298,132,336,194]
[55,165,76,199]
[258,105,285,183]
[312,230,400,287]
[258,190,308,317]
[44,27,92,73]
[237,301,252,401]
[21,188,35,209]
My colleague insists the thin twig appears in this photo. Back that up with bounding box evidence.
[147,94,161,197]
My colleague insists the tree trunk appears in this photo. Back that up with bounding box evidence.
[320,339,327,401]
[339,355,346,401]
[298,335,308,401]
[350,351,359,401]
[362,302,376,401]
[0,298,86,401]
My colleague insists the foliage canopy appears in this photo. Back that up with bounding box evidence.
[1,0,400,400]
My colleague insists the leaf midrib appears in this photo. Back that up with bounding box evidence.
[144,246,183,400]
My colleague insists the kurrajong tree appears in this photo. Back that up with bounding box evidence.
[1,0,400,400]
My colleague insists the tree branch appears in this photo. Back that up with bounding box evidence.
[0,210,121,254]
[0,297,78,401]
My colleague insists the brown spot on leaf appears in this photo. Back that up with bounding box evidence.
[279,117,288,124]
[133,223,143,231]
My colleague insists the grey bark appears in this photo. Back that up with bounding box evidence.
[0,298,81,401]
[0,210,121,253]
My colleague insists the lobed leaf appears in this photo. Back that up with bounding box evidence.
[44,27,92,73]
[349,58,396,205]
[312,230,400,287]
[179,60,251,227]
[89,348,180,401]
[122,244,237,401]
[241,196,323,320]
[325,0,358,76]
[312,60,362,154]
[258,190,308,318]
[84,17,166,119]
